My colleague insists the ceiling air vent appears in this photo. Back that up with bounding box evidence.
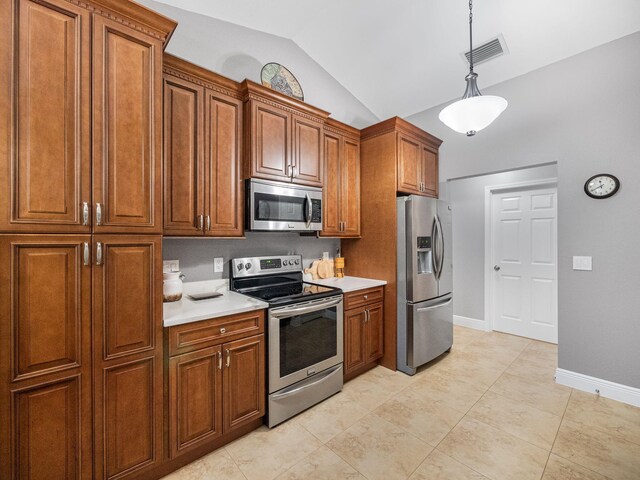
[462,34,508,66]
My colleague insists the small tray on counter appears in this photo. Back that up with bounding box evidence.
[187,292,223,301]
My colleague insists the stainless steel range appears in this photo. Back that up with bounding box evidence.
[230,255,344,427]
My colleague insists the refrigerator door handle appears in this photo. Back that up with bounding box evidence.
[431,217,439,278]
[416,298,453,312]
[432,216,442,279]
[435,214,445,279]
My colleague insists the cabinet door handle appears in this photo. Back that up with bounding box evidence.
[83,242,90,266]
[287,165,293,177]
[292,166,298,178]
[225,349,231,368]
[95,203,103,225]
[95,242,103,266]
[82,202,89,226]
[364,310,369,322]
[217,351,222,370]
[205,215,211,231]
[197,214,204,231]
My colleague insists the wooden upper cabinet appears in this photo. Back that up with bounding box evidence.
[242,80,328,186]
[361,117,442,199]
[163,55,244,237]
[397,133,422,195]
[92,15,163,234]
[322,132,341,236]
[163,73,205,235]
[422,145,439,197]
[341,137,361,236]
[292,115,323,187]
[0,0,91,233]
[247,99,292,182]
[0,235,93,479]
[321,120,360,237]
[204,90,243,236]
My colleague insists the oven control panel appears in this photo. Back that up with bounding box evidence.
[231,255,302,278]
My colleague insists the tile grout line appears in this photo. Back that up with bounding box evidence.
[540,387,572,479]
[545,389,619,480]
[428,336,545,480]
[222,445,251,480]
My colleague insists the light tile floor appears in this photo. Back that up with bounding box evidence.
[162,325,640,480]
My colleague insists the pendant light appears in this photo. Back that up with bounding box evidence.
[439,0,507,136]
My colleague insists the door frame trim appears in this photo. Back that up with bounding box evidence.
[483,178,558,333]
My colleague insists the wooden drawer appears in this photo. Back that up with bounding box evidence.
[344,286,384,311]
[168,310,265,357]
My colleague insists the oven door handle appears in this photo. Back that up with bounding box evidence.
[270,296,342,318]
[270,364,342,400]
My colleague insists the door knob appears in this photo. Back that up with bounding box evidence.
[494,265,501,271]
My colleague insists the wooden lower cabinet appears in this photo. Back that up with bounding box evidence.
[167,312,265,461]
[93,235,164,480]
[343,287,385,379]
[0,235,93,479]
[169,346,223,458]
[223,335,265,432]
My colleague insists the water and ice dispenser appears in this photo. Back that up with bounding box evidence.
[416,236,433,274]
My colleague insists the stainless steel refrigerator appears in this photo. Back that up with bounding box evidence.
[397,196,453,375]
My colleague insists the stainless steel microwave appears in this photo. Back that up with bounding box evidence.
[246,178,323,232]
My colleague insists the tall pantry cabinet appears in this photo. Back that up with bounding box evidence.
[0,1,176,479]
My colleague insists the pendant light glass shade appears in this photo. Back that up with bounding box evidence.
[439,0,507,136]
[439,94,508,136]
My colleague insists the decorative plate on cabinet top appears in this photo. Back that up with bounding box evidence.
[261,62,304,101]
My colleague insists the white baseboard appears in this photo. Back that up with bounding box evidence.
[453,315,490,332]
[555,368,640,408]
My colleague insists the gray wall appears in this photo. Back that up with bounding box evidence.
[138,0,378,128]
[445,164,558,322]
[163,234,339,282]
[408,32,640,388]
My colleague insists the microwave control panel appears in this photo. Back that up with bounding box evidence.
[311,199,322,222]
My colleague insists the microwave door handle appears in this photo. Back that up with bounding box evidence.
[271,297,342,318]
[305,193,312,228]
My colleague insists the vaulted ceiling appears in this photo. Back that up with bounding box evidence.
[156,0,640,119]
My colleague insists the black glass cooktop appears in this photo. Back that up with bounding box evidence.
[239,282,340,306]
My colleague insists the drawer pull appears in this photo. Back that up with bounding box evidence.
[363,295,368,300]
[220,327,226,334]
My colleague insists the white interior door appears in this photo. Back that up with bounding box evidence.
[491,187,557,343]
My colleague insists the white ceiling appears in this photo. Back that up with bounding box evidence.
[156,0,640,119]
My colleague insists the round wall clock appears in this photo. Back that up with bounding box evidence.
[584,173,620,199]
[260,63,304,101]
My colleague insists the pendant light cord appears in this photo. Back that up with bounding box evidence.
[468,0,474,73]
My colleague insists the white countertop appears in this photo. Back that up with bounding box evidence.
[163,280,268,328]
[309,276,387,293]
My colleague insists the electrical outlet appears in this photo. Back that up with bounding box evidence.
[163,260,179,273]
[214,257,224,273]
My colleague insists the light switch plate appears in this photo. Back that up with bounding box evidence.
[572,256,592,271]
[163,260,179,273]
[214,257,224,273]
